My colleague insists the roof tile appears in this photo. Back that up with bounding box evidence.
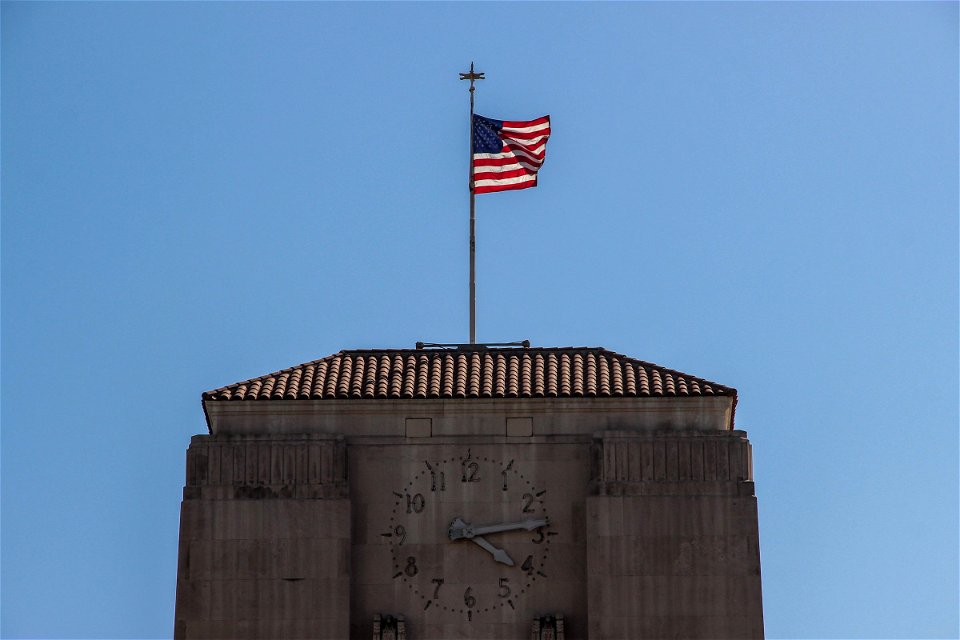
[203,347,736,403]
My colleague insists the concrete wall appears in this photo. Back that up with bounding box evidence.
[204,396,735,436]
[586,431,763,639]
[174,408,763,639]
[174,435,351,639]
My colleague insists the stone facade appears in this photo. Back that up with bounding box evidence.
[175,435,350,639]
[587,432,762,638]
[175,348,763,639]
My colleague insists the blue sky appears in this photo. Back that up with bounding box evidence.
[2,2,957,638]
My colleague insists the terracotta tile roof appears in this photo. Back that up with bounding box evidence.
[203,347,736,402]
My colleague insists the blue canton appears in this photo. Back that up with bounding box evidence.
[473,115,504,154]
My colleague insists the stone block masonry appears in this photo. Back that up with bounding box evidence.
[174,435,350,640]
[587,431,763,639]
[178,346,763,639]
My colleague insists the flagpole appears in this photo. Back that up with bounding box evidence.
[469,76,476,345]
[460,62,484,344]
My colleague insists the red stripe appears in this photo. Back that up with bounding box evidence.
[473,167,533,181]
[500,143,547,158]
[474,176,538,194]
[473,145,545,163]
[473,155,539,168]
[474,141,547,162]
[501,115,550,128]
[474,160,543,174]
[473,155,542,168]
[474,161,542,175]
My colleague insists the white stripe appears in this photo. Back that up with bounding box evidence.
[501,122,550,134]
[474,174,537,188]
[502,134,549,146]
[474,162,524,173]
[474,156,544,171]
[474,160,541,174]
[503,142,546,160]
[474,151,536,162]
[474,140,546,161]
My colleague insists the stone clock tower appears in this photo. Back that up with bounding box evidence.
[174,344,763,639]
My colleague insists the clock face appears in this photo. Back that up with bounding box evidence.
[384,449,556,621]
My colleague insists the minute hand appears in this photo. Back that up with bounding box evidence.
[470,518,549,537]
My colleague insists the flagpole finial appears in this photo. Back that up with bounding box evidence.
[459,62,485,93]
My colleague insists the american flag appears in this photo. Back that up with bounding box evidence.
[472,114,551,194]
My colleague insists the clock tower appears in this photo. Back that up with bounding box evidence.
[174,344,763,639]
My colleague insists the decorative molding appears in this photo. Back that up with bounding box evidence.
[592,431,753,495]
[184,435,347,499]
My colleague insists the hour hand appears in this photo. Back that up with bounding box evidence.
[470,535,515,566]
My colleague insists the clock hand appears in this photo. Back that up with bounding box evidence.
[470,535,515,566]
[448,517,550,540]
[448,517,469,540]
[470,518,549,537]
[447,518,517,566]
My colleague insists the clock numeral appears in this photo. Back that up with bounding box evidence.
[463,586,476,608]
[522,493,536,513]
[521,555,535,575]
[531,527,545,544]
[425,461,445,492]
[431,577,444,599]
[498,577,511,598]
[406,493,425,514]
[394,525,406,545]
[462,460,480,483]
[404,556,418,577]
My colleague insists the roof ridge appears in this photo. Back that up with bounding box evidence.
[342,345,605,349]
